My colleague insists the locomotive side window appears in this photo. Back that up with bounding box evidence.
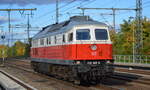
[55,36,57,44]
[68,33,73,42]
[35,40,38,47]
[46,38,49,45]
[63,34,65,43]
[40,38,44,46]
[33,40,35,47]
[51,36,55,45]
[56,34,63,44]
[76,29,90,40]
[95,29,108,40]
[48,37,51,45]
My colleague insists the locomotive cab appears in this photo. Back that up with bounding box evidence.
[70,25,113,61]
[69,25,114,77]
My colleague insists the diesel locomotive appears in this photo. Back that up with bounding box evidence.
[30,16,114,84]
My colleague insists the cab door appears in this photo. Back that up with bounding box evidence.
[76,29,92,59]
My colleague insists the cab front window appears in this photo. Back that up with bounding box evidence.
[76,29,90,40]
[95,29,108,40]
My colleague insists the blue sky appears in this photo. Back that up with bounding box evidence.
[0,0,150,44]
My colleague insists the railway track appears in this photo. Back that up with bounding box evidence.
[1,59,150,90]
[2,62,89,90]
[112,72,150,85]
[115,67,150,75]
[2,59,122,90]
[0,70,36,90]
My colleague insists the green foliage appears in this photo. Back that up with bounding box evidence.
[14,41,26,56]
[111,17,150,55]
[24,44,31,58]
[142,17,150,55]
[0,41,30,58]
[0,45,9,58]
[8,46,16,57]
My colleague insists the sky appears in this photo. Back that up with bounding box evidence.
[0,0,150,45]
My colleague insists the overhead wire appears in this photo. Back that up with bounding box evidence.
[143,0,150,5]
[100,14,112,27]
[61,0,97,16]
[32,0,78,22]
[117,0,150,15]
[33,0,93,26]
[34,0,121,26]
[84,0,120,29]
[143,1,150,8]
[32,0,81,26]
[30,0,150,32]
[62,0,116,25]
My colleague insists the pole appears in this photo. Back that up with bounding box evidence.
[27,14,30,44]
[2,43,5,66]
[133,30,135,62]
[82,9,85,16]
[135,0,142,61]
[25,13,34,44]
[56,0,59,24]
[1,34,5,67]
[8,11,11,46]
[130,17,135,63]
[112,9,116,30]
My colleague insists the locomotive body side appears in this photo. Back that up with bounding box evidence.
[31,25,112,62]
[30,16,114,84]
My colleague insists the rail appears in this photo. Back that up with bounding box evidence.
[0,70,37,90]
[114,55,150,64]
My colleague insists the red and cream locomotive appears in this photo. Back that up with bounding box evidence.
[30,16,114,84]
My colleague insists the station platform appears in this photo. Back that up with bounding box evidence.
[0,71,26,90]
[0,70,37,90]
[114,62,150,70]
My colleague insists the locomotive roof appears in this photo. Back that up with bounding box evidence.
[32,16,107,39]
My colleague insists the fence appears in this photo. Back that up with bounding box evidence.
[114,55,150,64]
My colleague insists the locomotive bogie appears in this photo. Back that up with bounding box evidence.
[31,59,114,84]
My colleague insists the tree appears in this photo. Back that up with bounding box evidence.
[111,17,150,55]
[14,41,26,57]
[142,17,150,54]
[0,45,9,58]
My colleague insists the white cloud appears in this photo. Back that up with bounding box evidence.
[0,16,19,24]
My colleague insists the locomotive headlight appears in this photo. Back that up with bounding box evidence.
[76,61,80,64]
[107,60,110,64]
[91,45,97,50]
